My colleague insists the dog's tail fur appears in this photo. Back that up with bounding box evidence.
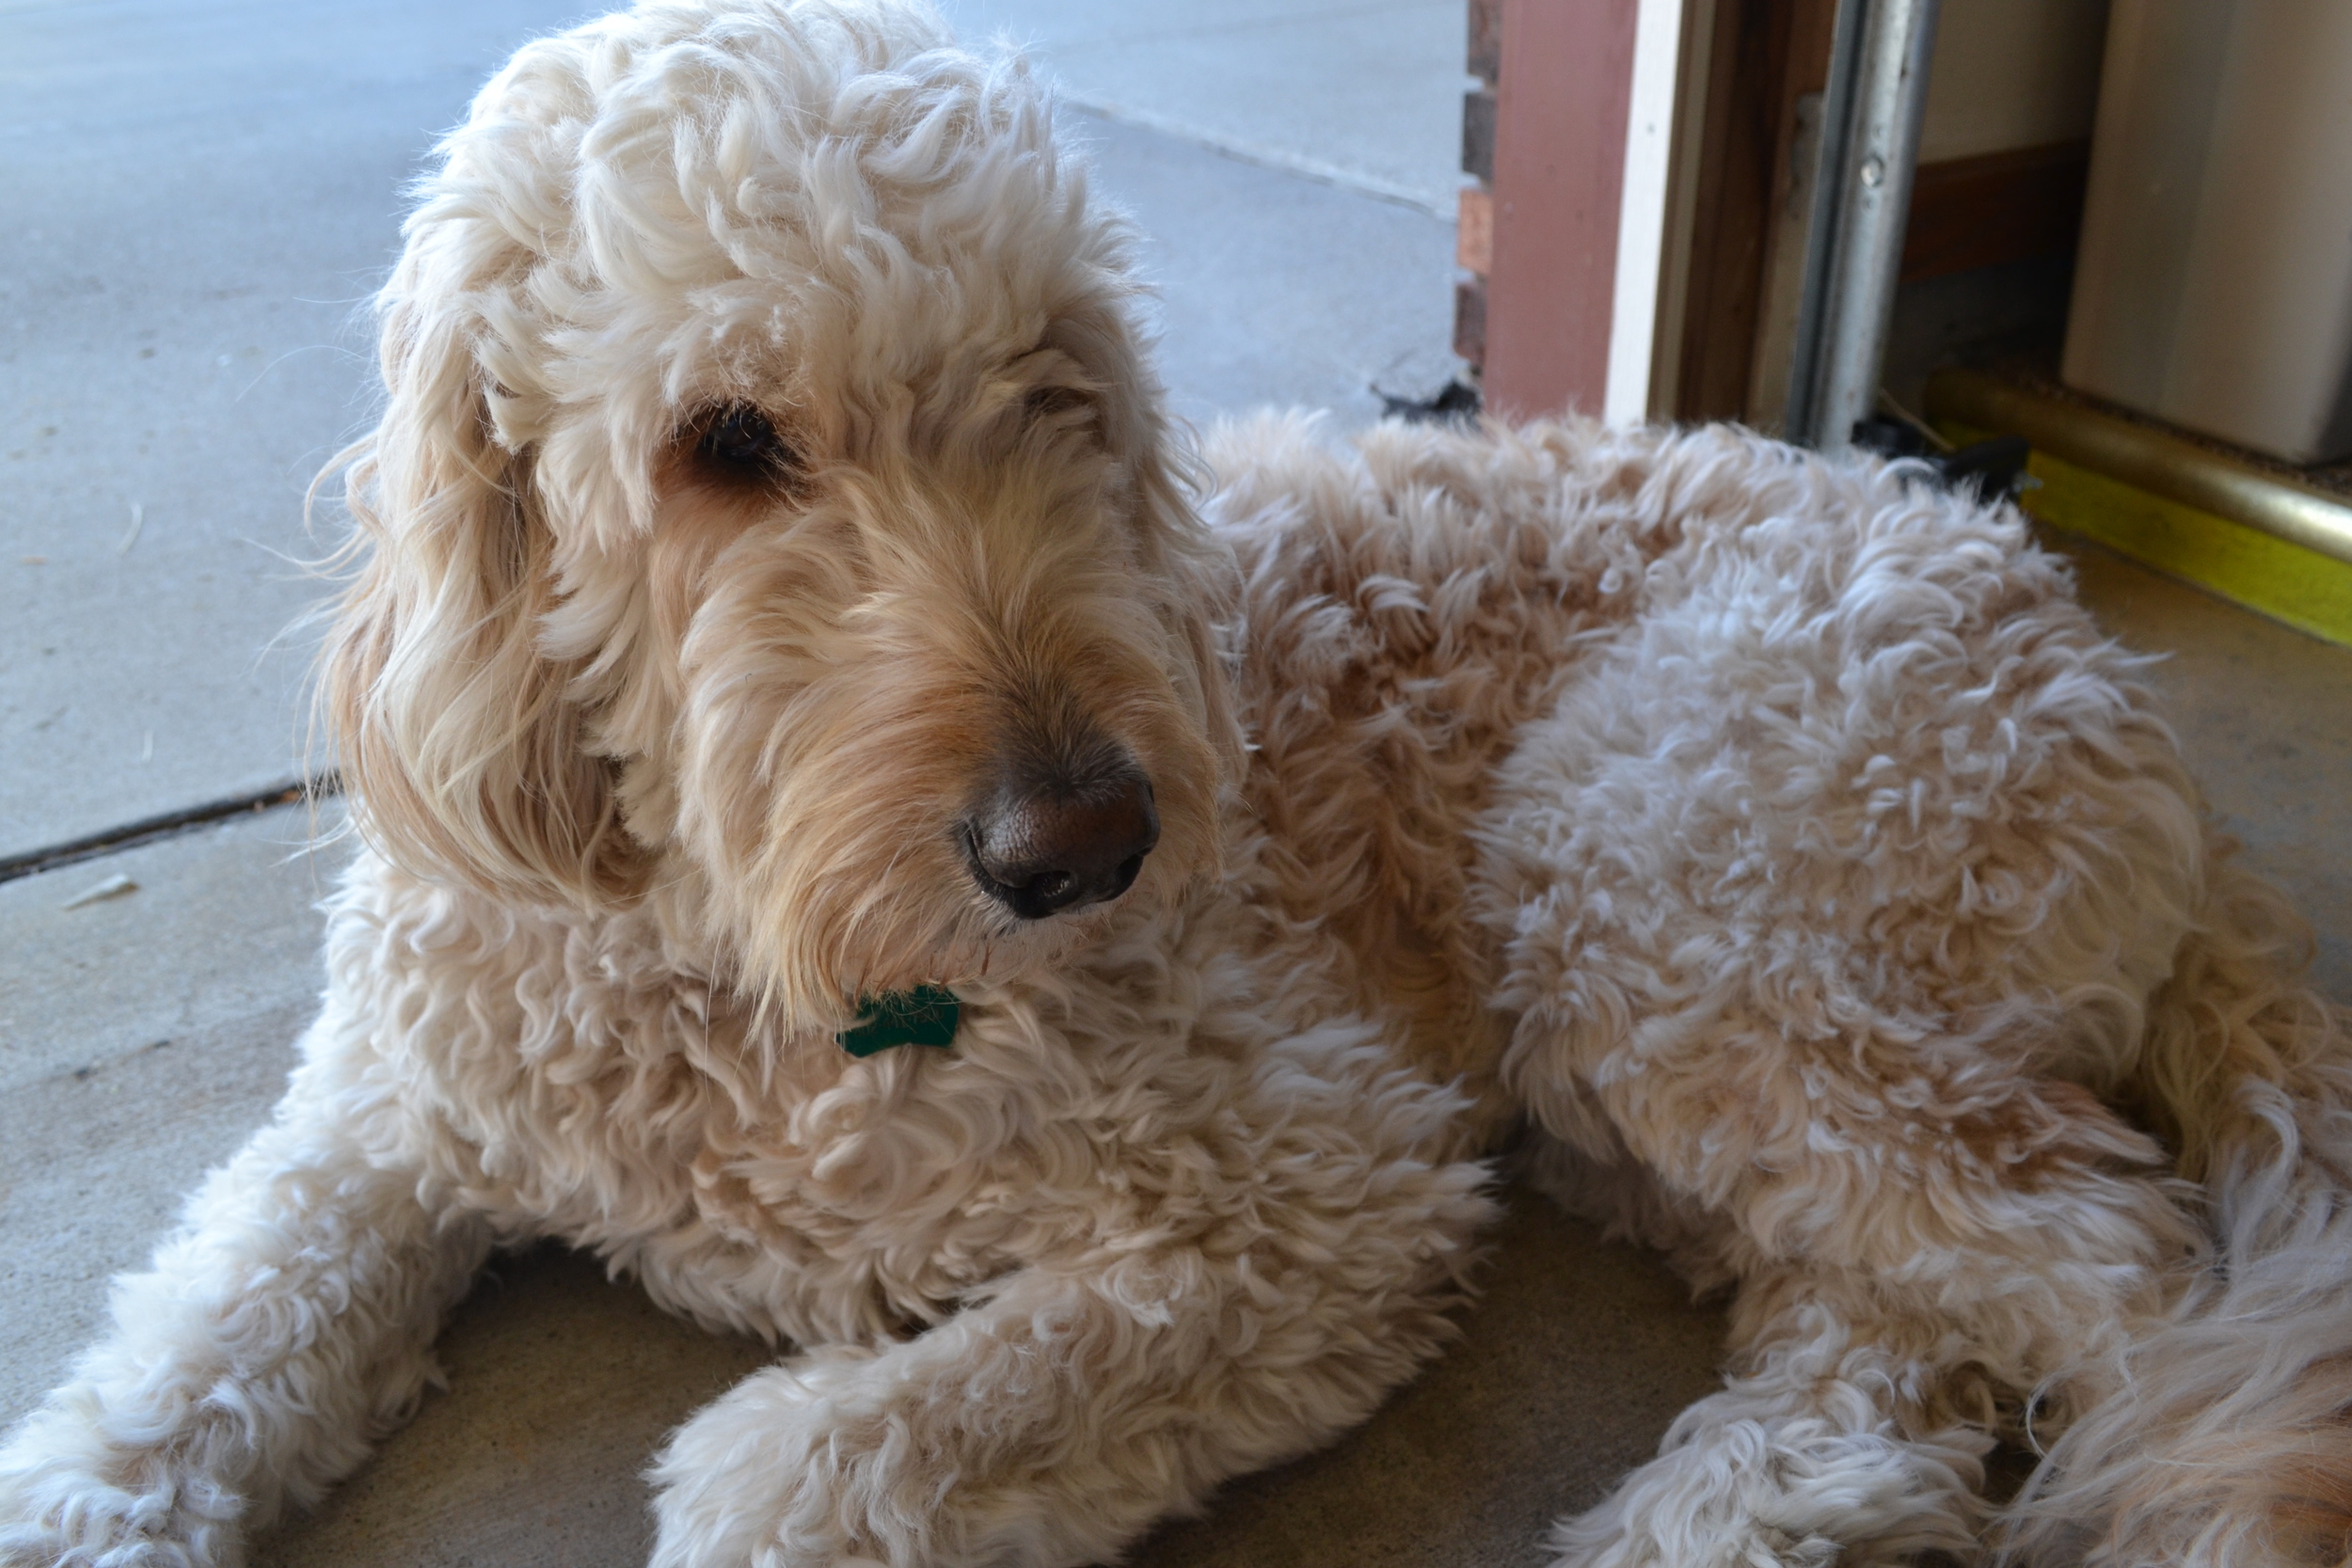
[2002,854,2352,1567]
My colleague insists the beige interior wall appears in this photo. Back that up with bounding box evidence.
[1919,0,2109,162]
[2064,0,2352,461]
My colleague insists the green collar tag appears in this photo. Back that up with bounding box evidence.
[836,986,961,1057]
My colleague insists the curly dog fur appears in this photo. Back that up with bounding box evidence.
[6,2,2351,1564]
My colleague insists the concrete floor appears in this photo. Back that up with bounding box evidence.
[3,2,2349,1566]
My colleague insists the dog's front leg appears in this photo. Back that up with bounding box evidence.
[0,1011,491,1568]
[649,1224,1481,1568]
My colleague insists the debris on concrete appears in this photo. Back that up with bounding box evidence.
[60,874,137,911]
[1377,376,1483,425]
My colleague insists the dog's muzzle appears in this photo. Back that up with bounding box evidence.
[964,768,1159,921]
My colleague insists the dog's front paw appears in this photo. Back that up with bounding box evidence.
[0,1401,237,1568]
[648,1352,976,1568]
[1548,1417,1978,1568]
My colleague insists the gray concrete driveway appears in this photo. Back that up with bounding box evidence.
[2,0,607,860]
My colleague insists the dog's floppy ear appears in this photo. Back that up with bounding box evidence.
[319,277,644,910]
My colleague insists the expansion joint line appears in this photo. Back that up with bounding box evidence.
[0,775,342,887]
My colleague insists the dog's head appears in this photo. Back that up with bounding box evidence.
[321,0,1237,1026]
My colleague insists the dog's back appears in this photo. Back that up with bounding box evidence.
[1204,411,2352,1564]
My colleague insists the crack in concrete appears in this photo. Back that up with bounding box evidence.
[0,775,339,886]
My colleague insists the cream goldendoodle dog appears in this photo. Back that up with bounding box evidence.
[7,2,2351,1564]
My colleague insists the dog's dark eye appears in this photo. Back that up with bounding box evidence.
[1025,387,1094,426]
[693,403,797,484]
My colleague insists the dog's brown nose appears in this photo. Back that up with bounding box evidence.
[967,772,1158,921]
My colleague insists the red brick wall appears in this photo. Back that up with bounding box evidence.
[1473,0,1639,418]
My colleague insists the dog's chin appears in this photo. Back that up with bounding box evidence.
[731,877,1159,1041]
[916,887,1143,994]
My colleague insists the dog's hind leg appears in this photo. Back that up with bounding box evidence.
[1516,1114,2024,1568]
[1466,494,2231,1563]
[0,1005,491,1568]
[1510,1037,2193,1568]
[1496,963,2210,1566]
[1550,1260,1995,1568]
[1486,887,2200,1565]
